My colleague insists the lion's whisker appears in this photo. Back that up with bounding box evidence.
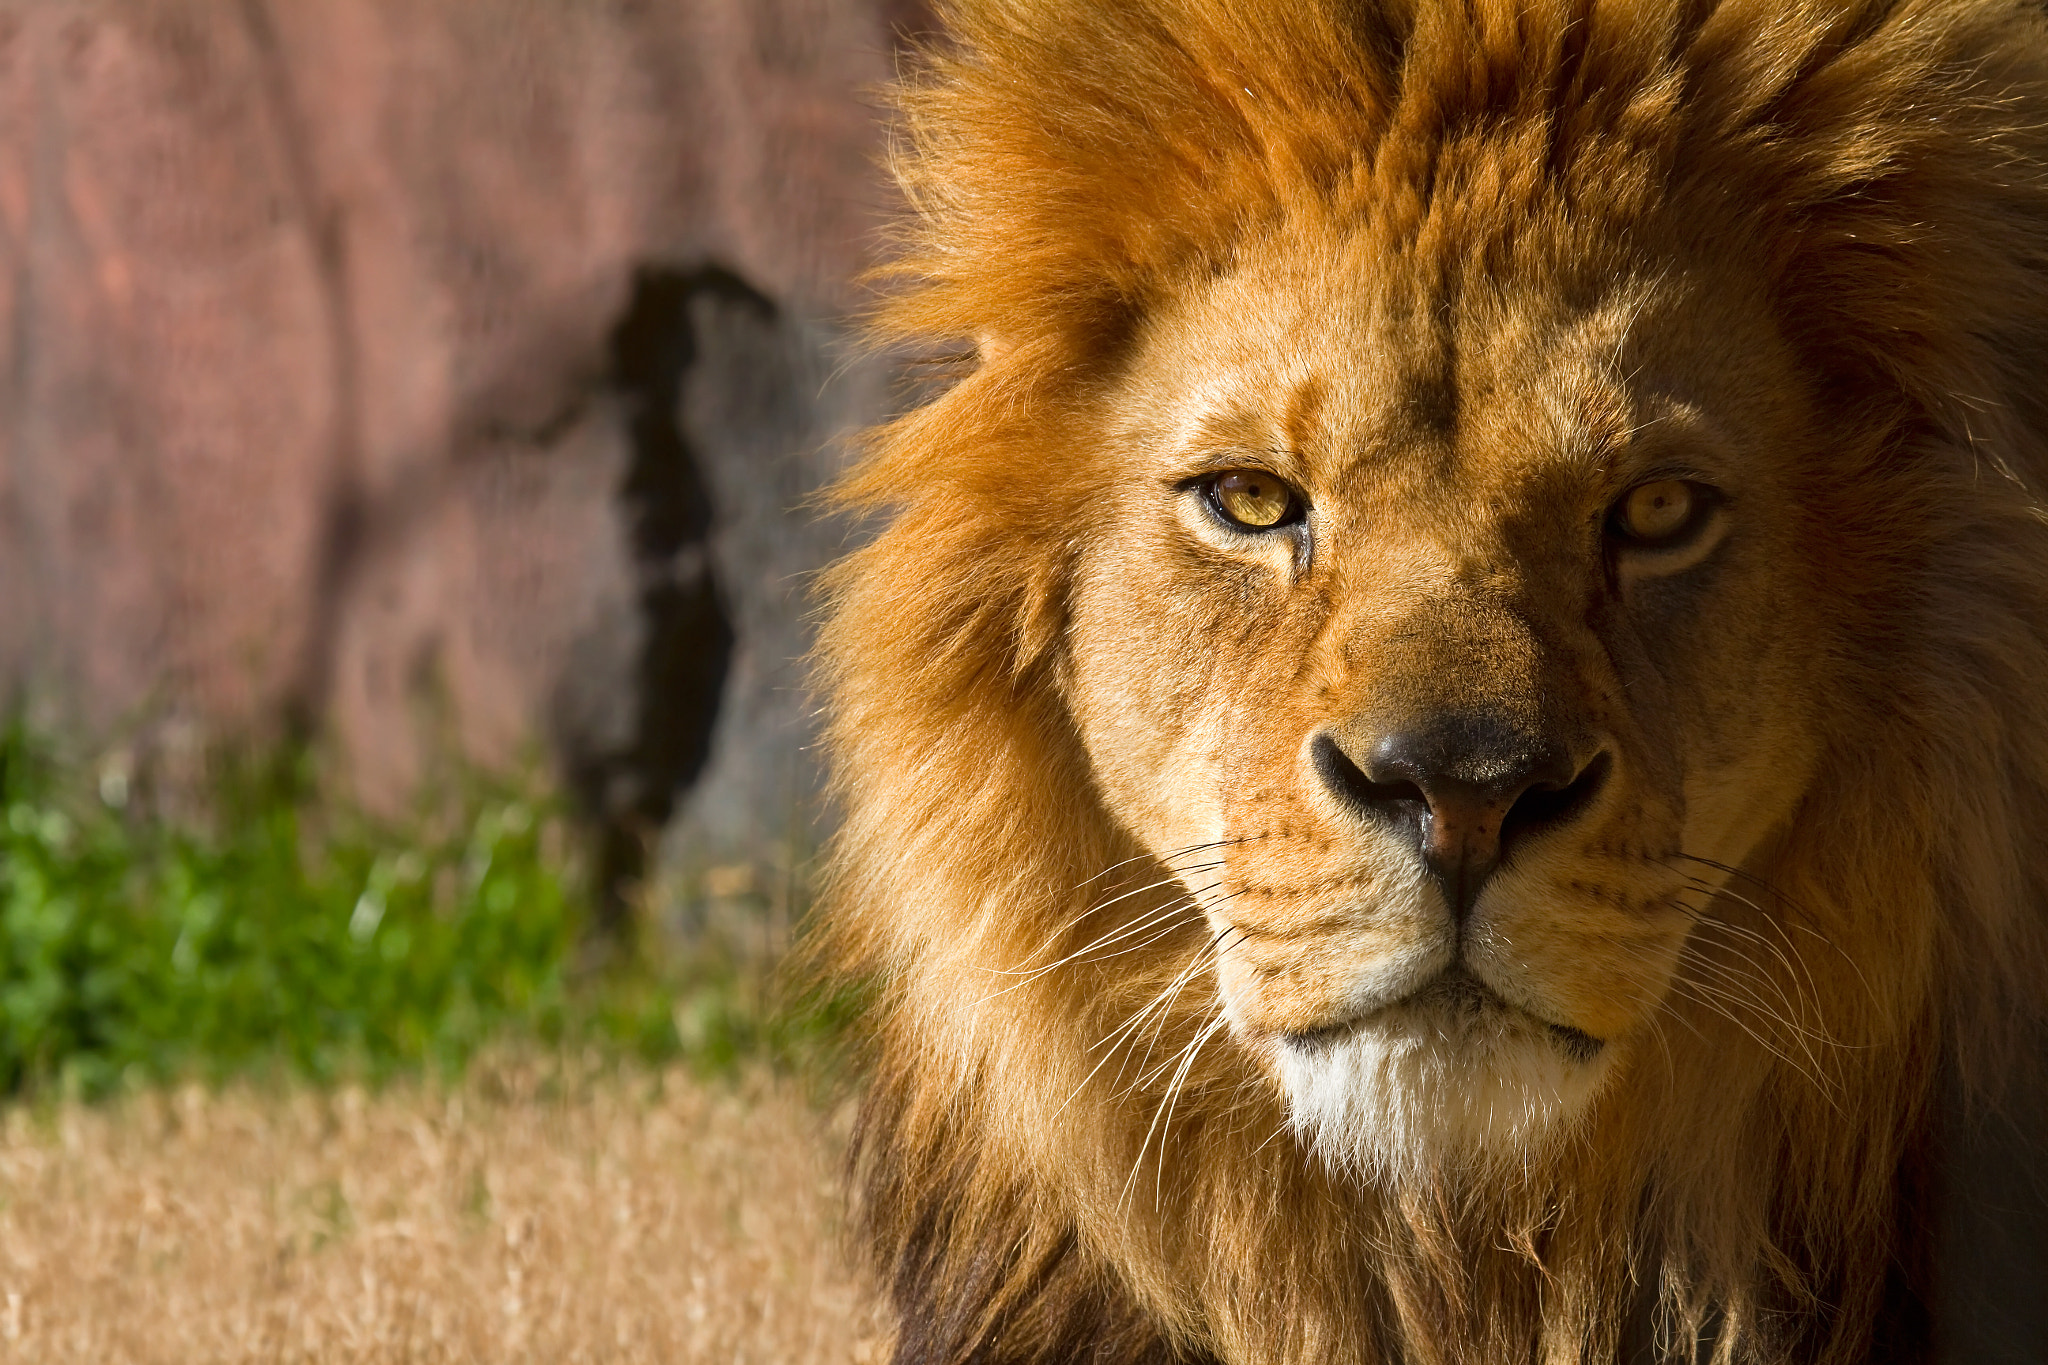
[1670,880,1869,1056]
[1153,1012,1231,1211]
[1669,900,1834,1038]
[1680,944,1833,1050]
[1117,924,1238,1091]
[1665,978,1846,1112]
[1009,836,1268,977]
[1121,1008,1229,1216]
[1666,852,1873,996]
[1609,932,1844,1103]
[1683,900,1829,1026]
[1663,878,1839,1037]
[1602,933,1844,1102]
[1086,920,1236,1065]
[993,873,1224,986]
[1671,869,1835,994]
[1049,944,1225,1125]
[1068,837,1263,895]
[1677,953,1837,1077]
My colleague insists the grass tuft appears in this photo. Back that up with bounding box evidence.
[0,727,842,1098]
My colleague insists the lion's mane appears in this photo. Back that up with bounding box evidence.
[813,2,2048,1361]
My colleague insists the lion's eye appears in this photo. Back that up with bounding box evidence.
[1207,471,1301,530]
[1612,479,1709,547]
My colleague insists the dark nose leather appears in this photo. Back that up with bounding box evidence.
[1313,717,1608,917]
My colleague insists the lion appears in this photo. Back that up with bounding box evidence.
[811,1,2048,1361]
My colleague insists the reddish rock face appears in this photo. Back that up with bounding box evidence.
[0,0,919,861]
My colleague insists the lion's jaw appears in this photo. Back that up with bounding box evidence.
[1272,975,1614,1180]
[1203,851,1626,1177]
[1062,228,1825,1180]
[1220,851,1635,1178]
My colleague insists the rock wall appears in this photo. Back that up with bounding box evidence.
[0,0,922,903]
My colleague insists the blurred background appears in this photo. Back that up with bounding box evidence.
[0,3,926,1356]
[0,0,925,890]
[0,0,936,1069]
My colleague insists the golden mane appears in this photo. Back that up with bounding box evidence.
[812,2,2048,1361]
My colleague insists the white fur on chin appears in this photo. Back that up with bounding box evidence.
[1276,1003,1611,1183]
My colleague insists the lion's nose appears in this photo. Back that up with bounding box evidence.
[1312,719,1609,918]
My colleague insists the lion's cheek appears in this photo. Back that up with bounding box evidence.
[1061,568,1273,856]
[1455,817,1698,1040]
[1678,734,1818,879]
[1212,911,1451,1038]
[1470,908,1690,1042]
[1062,664,1226,855]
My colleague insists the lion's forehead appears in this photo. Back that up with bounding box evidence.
[1127,251,1732,531]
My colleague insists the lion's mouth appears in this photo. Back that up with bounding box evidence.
[1281,966,1606,1064]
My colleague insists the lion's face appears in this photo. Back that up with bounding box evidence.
[1062,225,1834,1173]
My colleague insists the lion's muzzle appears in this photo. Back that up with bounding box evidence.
[1310,718,1611,917]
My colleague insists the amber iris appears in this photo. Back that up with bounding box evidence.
[1617,479,1697,543]
[1211,471,1296,529]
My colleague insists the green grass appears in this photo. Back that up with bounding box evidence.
[0,729,844,1098]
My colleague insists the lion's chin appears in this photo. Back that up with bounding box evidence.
[1273,986,1612,1184]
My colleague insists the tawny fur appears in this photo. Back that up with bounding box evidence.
[811,2,2048,1362]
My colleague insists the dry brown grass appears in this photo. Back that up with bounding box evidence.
[0,1064,884,1363]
